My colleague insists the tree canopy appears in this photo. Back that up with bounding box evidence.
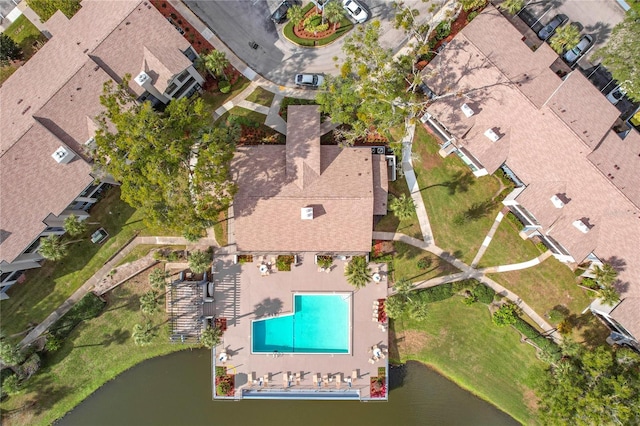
[0,33,22,66]
[344,255,372,288]
[597,3,640,101]
[94,76,237,239]
[63,214,87,237]
[538,345,640,425]
[316,22,416,145]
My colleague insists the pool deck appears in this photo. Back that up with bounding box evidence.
[211,251,389,400]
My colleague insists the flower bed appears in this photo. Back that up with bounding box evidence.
[369,376,387,398]
[215,367,235,397]
[276,255,295,271]
[283,3,353,47]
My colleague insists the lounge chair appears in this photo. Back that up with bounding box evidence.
[283,373,289,388]
[368,357,375,364]
[352,370,358,382]
[264,374,270,386]
[296,372,301,385]
[335,373,342,388]
[380,352,386,359]
[323,374,329,387]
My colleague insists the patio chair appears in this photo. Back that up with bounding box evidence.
[368,358,375,364]
[380,352,386,359]
[352,370,358,382]
[283,373,289,387]
[313,373,320,388]
[264,374,270,386]
[296,372,301,385]
[322,374,329,387]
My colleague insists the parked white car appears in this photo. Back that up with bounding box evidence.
[295,73,325,88]
[342,0,368,23]
[606,85,626,105]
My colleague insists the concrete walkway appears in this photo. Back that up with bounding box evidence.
[470,207,508,268]
[19,235,218,348]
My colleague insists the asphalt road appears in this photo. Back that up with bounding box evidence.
[186,0,436,86]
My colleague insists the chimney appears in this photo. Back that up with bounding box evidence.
[134,71,168,104]
[51,146,74,164]
[484,128,500,142]
[461,103,475,118]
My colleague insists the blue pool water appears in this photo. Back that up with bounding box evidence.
[252,294,350,353]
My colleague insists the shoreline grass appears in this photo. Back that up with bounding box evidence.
[391,296,545,425]
[0,266,194,426]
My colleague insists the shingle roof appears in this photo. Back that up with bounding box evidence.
[610,298,640,341]
[421,5,640,327]
[588,130,640,208]
[0,123,94,263]
[232,106,385,253]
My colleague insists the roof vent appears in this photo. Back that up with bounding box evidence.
[134,71,151,87]
[301,207,314,220]
[550,194,564,208]
[484,128,500,142]
[52,146,74,164]
[461,103,475,118]
[572,219,590,234]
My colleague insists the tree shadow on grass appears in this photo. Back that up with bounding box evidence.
[419,171,475,195]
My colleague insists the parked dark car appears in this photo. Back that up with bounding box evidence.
[271,0,292,24]
[537,14,568,40]
[563,34,594,64]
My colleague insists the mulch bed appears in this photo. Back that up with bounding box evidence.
[150,0,213,53]
[292,7,344,40]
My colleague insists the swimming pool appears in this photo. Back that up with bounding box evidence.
[252,293,351,354]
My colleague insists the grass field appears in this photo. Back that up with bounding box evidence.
[412,126,503,264]
[391,241,459,283]
[478,218,543,268]
[488,257,593,323]
[245,86,275,107]
[3,14,47,59]
[0,266,192,426]
[0,188,175,337]
[392,297,545,425]
[374,179,422,239]
[201,77,251,113]
[213,210,228,247]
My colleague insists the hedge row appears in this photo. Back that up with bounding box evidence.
[512,317,561,361]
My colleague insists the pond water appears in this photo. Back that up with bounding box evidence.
[60,349,520,426]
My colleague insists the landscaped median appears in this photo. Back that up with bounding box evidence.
[282,2,353,47]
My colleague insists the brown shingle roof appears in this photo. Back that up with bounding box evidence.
[0,123,93,263]
[232,107,384,253]
[588,130,640,207]
[421,6,640,320]
[286,106,321,189]
[546,72,621,150]
[372,155,388,215]
[610,298,640,341]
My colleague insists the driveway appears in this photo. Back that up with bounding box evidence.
[522,0,625,63]
[185,0,438,86]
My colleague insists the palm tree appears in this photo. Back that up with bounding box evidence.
[149,269,169,291]
[394,277,414,303]
[287,4,305,27]
[197,50,229,80]
[383,295,406,319]
[389,194,416,220]
[598,283,620,306]
[323,0,345,31]
[37,235,81,261]
[132,321,156,346]
[498,0,524,15]
[63,214,87,237]
[189,250,210,274]
[408,300,429,321]
[140,290,159,315]
[549,24,580,54]
[344,256,372,288]
[200,325,222,349]
[460,0,487,12]
[593,263,617,286]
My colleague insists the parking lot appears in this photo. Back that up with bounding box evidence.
[521,0,625,64]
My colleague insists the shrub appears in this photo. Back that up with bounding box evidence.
[217,380,232,396]
[580,277,598,290]
[218,80,231,93]
[18,353,41,380]
[471,284,495,304]
[416,257,432,270]
[512,317,561,361]
[215,366,226,378]
[452,278,479,293]
[492,302,520,326]
[1,373,21,396]
[467,11,479,21]
[434,20,452,41]
[50,293,105,340]
[276,255,295,271]
[44,334,63,353]
[416,283,454,303]
[317,255,333,269]
[505,212,524,229]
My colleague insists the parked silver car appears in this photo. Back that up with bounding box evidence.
[563,34,594,64]
[606,85,627,105]
[295,73,325,88]
[537,14,568,40]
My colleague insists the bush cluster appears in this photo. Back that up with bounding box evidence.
[512,317,561,362]
[471,283,495,304]
[228,114,259,128]
[505,212,524,230]
[276,255,295,271]
[415,283,454,303]
[433,20,452,41]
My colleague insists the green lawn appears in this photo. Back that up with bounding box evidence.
[391,241,459,283]
[392,297,545,425]
[0,187,175,337]
[488,257,593,324]
[478,218,543,268]
[374,179,422,239]
[412,126,503,264]
[0,266,192,426]
[245,86,275,107]
[213,210,228,247]
[0,65,18,86]
[201,77,251,113]
[4,14,48,59]
[115,244,185,267]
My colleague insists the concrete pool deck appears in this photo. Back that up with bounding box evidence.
[211,250,389,399]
